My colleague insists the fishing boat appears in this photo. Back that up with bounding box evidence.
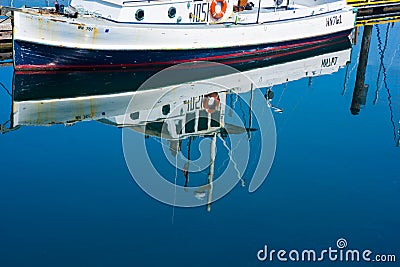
[12,0,356,71]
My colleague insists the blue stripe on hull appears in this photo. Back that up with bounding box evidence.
[14,30,352,71]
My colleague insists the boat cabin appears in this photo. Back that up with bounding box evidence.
[115,91,226,140]
[69,0,290,23]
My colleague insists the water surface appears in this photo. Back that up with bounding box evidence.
[0,21,399,267]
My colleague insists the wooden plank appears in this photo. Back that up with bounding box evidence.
[0,51,12,61]
[356,15,400,25]
[0,18,12,31]
[0,62,12,67]
[0,17,12,50]
[0,31,12,40]
[0,42,12,51]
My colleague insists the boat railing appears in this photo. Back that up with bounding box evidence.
[295,0,347,7]
[122,0,177,4]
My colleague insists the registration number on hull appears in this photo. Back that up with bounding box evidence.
[326,15,342,27]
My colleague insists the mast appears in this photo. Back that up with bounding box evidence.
[206,133,216,212]
[183,137,192,192]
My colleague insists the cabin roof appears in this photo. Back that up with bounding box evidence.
[71,0,172,7]
[71,0,125,7]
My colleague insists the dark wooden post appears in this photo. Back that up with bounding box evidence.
[350,25,372,115]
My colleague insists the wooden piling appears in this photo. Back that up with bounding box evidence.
[350,25,373,115]
[0,7,12,62]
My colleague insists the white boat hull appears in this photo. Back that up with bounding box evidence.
[13,1,356,70]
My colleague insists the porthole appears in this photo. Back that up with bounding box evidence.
[130,112,139,120]
[135,9,144,21]
[162,104,170,115]
[168,7,176,18]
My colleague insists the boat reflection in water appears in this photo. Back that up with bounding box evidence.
[10,40,352,210]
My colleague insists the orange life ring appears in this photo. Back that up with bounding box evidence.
[203,93,220,114]
[210,0,228,20]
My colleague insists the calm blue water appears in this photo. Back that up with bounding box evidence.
[0,11,399,267]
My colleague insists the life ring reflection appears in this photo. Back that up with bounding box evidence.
[203,92,221,114]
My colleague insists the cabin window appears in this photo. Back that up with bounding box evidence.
[168,7,176,18]
[135,9,144,21]
[130,112,139,120]
[185,113,195,134]
[211,110,220,127]
[162,104,170,115]
[198,110,209,131]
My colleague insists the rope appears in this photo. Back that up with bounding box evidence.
[0,119,12,134]
[373,24,390,104]
[375,24,397,143]
[0,79,12,133]
[0,82,12,97]
[0,15,11,24]
[218,133,245,187]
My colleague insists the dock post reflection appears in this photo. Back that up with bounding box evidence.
[351,25,373,115]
